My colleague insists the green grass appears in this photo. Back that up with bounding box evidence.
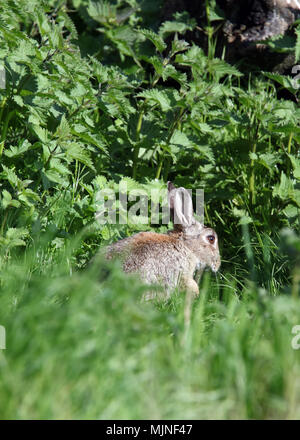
[0,235,300,420]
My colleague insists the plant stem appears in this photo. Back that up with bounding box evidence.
[287,132,293,176]
[249,121,260,206]
[156,108,186,180]
[0,209,9,236]
[132,103,146,179]
[155,153,164,180]
[0,97,7,124]
[291,265,300,298]
[0,110,15,153]
[249,141,257,205]
[287,132,293,155]
[132,59,172,179]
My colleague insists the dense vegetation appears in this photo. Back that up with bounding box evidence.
[0,0,299,419]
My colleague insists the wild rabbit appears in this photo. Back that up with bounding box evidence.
[105,182,221,299]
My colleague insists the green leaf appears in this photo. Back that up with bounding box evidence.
[273,172,296,203]
[43,169,67,185]
[171,39,189,55]
[5,227,28,247]
[140,29,166,53]
[159,12,196,37]
[55,115,71,140]
[64,142,96,171]
[258,153,281,175]
[1,165,20,188]
[232,208,253,225]
[87,1,116,25]
[263,72,298,93]
[170,130,191,147]
[4,140,32,158]
[2,189,12,204]
[32,125,49,143]
[137,89,171,111]
[71,130,108,154]
[208,59,242,79]
[288,154,300,180]
[161,64,187,86]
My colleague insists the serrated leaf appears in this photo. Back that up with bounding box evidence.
[140,29,166,53]
[6,227,28,241]
[71,130,108,154]
[55,115,70,140]
[273,172,295,201]
[43,169,66,185]
[258,153,280,174]
[118,177,142,192]
[159,13,196,37]
[263,72,298,93]
[161,64,187,86]
[170,129,191,147]
[289,154,300,179]
[283,204,299,219]
[232,208,253,225]
[87,1,116,25]
[208,59,242,79]
[32,125,49,143]
[5,140,32,158]
[137,89,171,111]
[2,189,11,209]
[64,142,95,170]
[171,39,189,55]
[1,165,20,188]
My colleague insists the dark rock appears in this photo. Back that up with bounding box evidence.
[162,0,300,72]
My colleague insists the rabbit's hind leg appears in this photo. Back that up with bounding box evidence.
[180,275,199,297]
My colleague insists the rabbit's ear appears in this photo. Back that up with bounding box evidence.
[167,181,176,193]
[169,185,194,228]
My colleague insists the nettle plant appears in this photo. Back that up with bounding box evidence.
[0,0,299,277]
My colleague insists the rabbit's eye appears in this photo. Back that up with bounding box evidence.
[207,235,215,244]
